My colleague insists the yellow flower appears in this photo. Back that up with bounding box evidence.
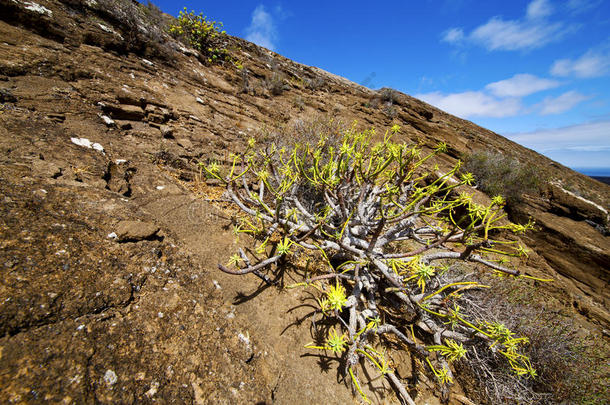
[327,282,347,311]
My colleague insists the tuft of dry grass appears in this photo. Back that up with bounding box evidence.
[463,151,544,206]
[457,271,609,404]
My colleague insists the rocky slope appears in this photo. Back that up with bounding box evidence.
[0,0,608,403]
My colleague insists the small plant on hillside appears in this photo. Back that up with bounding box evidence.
[169,7,230,64]
[458,273,609,404]
[265,71,288,96]
[304,76,326,91]
[85,0,174,59]
[464,151,543,206]
[207,124,538,403]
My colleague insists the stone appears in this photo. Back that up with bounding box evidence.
[101,115,116,127]
[31,159,62,179]
[102,103,145,121]
[549,182,609,225]
[104,370,117,385]
[105,162,130,196]
[145,105,170,124]
[114,220,160,242]
[205,178,221,186]
[115,120,132,130]
[47,113,65,122]
[70,137,104,153]
[116,89,143,106]
[0,88,17,103]
[160,126,174,139]
[147,113,166,124]
[177,138,192,149]
[32,189,48,199]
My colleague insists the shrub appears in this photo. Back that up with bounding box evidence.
[366,88,399,117]
[257,115,345,154]
[265,71,288,96]
[379,87,398,104]
[168,8,230,64]
[80,0,175,59]
[304,76,326,91]
[207,124,539,403]
[458,273,609,404]
[464,151,543,206]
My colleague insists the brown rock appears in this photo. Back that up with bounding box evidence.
[105,162,130,195]
[549,182,609,225]
[161,125,174,139]
[31,159,62,179]
[102,104,145,121]
[47,113,65,122]
[115,120,132,130]
[0,88,17,103]
[177,138,192,149]
[116,89,143,106]
[147,113,166,124]
[115,220,160,242]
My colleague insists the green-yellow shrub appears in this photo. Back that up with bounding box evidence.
[169,7,230,64]
[208,124,542,404]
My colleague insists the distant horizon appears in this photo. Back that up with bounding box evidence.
[574,167,610,177]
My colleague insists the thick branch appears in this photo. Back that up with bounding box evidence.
[218,254,282,275]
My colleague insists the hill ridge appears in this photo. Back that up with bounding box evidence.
[0,1,608,403]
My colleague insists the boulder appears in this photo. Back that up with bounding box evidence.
[101,103,145,121]
[549,182,609,225]
[115,220,160,242]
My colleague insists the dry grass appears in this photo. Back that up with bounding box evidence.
[464,151,544,206]
[457,271,609,404]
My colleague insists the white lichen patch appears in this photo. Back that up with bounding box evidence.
[554,181,609,218]
[101,115,115,127]
[98,23,113,33]
[237,331,250,348]
[98,23,124,40]
[145,381,159,397]
[70,137,104,154]
[21,1,53,17]
[103,369,117,385]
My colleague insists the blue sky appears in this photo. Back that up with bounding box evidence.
[154,0,610,175]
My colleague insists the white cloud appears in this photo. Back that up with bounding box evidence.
[566,0,603,14]
[245,5,277,51]
[442,27,464,43]
[527,0,553,19]
[415,70,590,119]
[551,50,610,78]
[507,120,610,153]
[536,91,589,114]
[415,91,522,118]
[470,17,567,51]
[445,0,575,51]
[485,73,560,97]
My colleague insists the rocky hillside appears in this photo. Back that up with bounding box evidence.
[0,1,608,403]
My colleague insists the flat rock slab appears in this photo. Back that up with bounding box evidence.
[102,104,145,121]
[115,220,160,242]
